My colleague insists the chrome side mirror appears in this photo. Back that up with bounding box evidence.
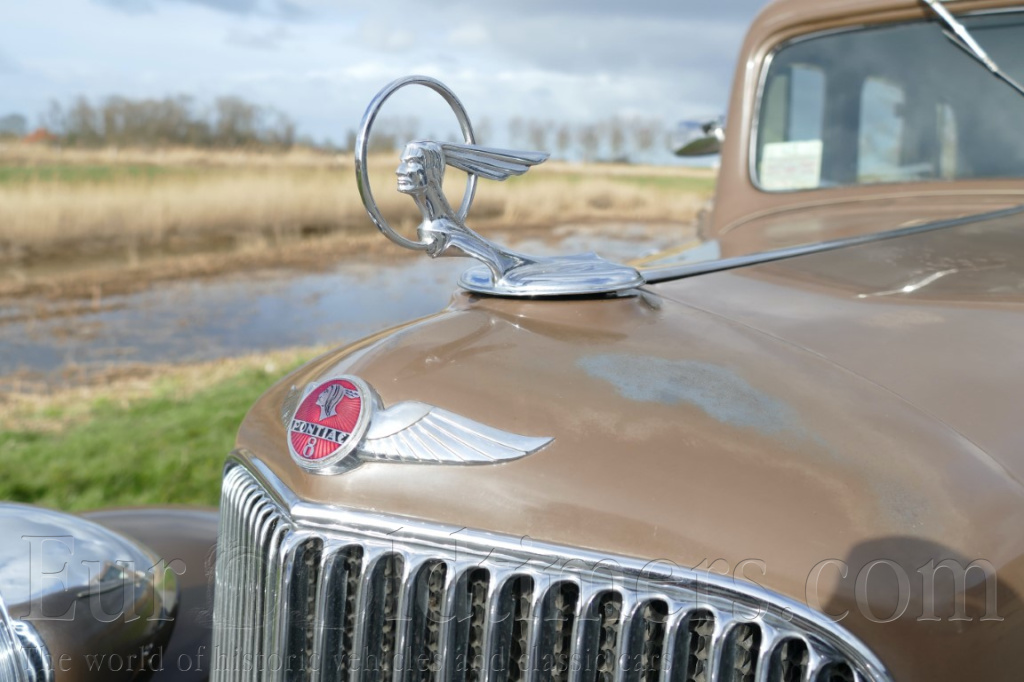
[673,118,725,156]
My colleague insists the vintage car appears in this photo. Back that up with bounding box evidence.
[2,0,1023,680]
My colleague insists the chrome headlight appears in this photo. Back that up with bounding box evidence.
[0,504,179,682]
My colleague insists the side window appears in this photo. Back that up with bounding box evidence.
[857,77,906,182]
[758,63,826,190]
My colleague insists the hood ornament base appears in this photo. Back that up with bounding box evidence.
[355,76,645,298]
[460,252,645,297]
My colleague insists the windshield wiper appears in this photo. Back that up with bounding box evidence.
[921,0,1024,98]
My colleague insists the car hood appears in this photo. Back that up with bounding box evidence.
[238,211,1024,680]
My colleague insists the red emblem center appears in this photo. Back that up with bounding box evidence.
[289,379,364,461]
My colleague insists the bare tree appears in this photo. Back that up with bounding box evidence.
[508,116,525,148]
[41,100,66,136]
[65,97,103,146]
[608,117,627,161]
[555,124,572,159]
[527,119,549,151]
[631,118,661,156]
[579,124,601,162]
[474,116,492,145]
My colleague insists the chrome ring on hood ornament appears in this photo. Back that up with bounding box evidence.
[355,75,645,298]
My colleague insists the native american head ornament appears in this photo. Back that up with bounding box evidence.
[355,76,644,297]
[314,382,359,421]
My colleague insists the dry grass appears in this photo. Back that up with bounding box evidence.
[0,143,715,267]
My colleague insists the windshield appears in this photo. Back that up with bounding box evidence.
[754,12,1024,191]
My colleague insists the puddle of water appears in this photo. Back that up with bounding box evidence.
[1,259,465,377]
[0,224,689,378]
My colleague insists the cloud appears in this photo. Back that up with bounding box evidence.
[94,0,304,18]
[6,0,770,144]
[91,0,157,15]
[226,24,290,50]
[357,21,417,53]
[447,23,490,49]
[0,48,18,74]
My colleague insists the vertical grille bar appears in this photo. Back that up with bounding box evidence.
[719,623,761,682]
[464,570,490,682]
[444,568,491,682]
[610,594,637,682]
[349,548,384,682]
[587,592,622,682]
[627,600,667,682]
[246,506,278,682]
[479,568,510,682]
[675,609,715,682]
[406,561,447,682]
[536,582,579,682]
[523,577,549,682]
[488,575,534,682]
[360,553,404,682]
[263,521,292,682]
[211,469,241,679]
[391,554,422,682]
[237,489,260,682]
[273,533,320,682]
[317,545,363,682]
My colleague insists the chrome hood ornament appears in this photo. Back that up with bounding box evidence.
[355,76,645,297]
[285,374,553,474]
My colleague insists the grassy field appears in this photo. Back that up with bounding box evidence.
[0,347,322,511]
[0,143,715,269]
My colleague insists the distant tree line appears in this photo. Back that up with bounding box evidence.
[34,95,297,149]
[349,115,669,163]
[1,96,671,162]
[506,116,667,163]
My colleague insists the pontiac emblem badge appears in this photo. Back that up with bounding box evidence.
[284,374,553,474]
[288,375,375,471]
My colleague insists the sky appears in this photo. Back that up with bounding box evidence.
[0,0,771,155]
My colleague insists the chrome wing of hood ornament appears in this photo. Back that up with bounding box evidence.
[355,75,645,297]
[284,375,553,474]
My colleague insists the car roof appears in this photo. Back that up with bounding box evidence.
[754,0,1019,37]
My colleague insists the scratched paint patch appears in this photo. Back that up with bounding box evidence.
[578,354,803,438]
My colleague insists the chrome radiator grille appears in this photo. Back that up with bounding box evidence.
[213,463,889,682]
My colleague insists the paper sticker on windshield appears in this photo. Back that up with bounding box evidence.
[760,140,823,190]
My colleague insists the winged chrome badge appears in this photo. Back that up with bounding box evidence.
[284,374,552,474]
[355,75,645,297]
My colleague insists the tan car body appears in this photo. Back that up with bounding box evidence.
[234,1,1024,680]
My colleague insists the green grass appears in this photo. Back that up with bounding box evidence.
[0,364,297,512]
